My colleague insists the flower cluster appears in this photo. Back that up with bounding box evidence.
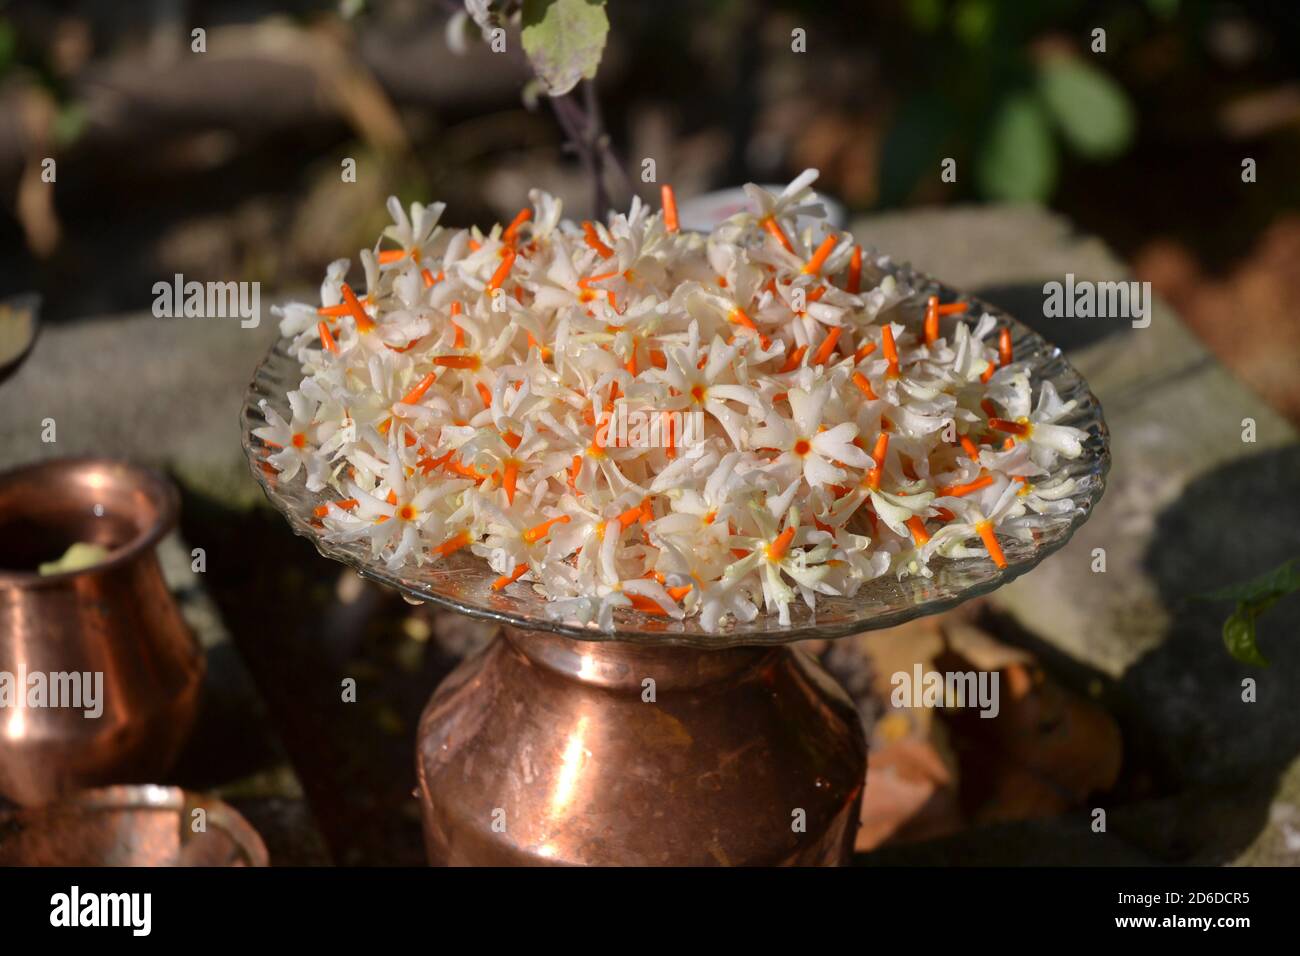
[258,171,1088,631]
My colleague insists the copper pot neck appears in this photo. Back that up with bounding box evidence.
[503,626,775,690]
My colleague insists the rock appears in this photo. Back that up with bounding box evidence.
[1095,756,1300,866]
[1236,757,1300,866]
[0,310,279,509]
[854,204,1300,796]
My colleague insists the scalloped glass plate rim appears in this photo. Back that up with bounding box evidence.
[241,255,1110,648]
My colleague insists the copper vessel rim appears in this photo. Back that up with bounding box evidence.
[0,456,178,587]
[0,784,270,867]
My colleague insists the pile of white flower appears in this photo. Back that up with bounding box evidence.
[258,171,1087,631]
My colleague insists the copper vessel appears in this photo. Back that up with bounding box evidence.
[417,626,866,865]
[0,785,267,866]
[0,458,204,805]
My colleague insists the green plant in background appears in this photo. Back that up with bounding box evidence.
[449,0,621,215]
[880,0,1142,204]
[0,11,90,149]
[520,0,609,96]
[1200,558,1300,667]
[449,0,609,96]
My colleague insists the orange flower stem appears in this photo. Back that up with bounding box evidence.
[727,306,758,333]
[867,432,889,490]
[761,216,794,253]
[501,208,532,244]
[811,326,841,366]
[582,221,615,258]
[492,564,529,590]
[905,516,930,545]
[847,245,862,294]
[661,184,679,233]
[502,461,519,504]
[318,321,339,354]
[487,249,516,292]
[802,235,837,276]
[937,474,994,497]
[923,295,940,346]
[881,325,899,377]
[340,282,375,333]
[766,526,797,561]
[988,418,1030,437]
[779,344,807,373]
[433,530,472,557]
[976,520,1007,568]
[523,514,570,545]
[399,372,437,406]
[616,504,645,530]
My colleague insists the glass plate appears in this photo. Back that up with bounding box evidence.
[241,253,1109,647]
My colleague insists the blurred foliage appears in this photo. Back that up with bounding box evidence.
[0,10,86,146]
[880,0,1148,204]
[1202,558,1300,668]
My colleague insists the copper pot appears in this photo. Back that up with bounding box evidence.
[417,626,866,865]
[0,785,267,866]
[0,458,204,805]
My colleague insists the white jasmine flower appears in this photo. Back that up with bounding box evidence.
[255,173,1090,631]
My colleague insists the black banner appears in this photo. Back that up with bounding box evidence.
[0,865,1288,942]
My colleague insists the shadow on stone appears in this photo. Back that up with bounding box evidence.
[1133,443,1300,782]
[1109,442,1300,861]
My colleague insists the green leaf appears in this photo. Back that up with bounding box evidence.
[1223,605,1270,668]
[975,92,1057,202]
[521,0,609,97]
[1037,56,1135,161]
[1203,557,1300,604]
[1202,557,1300,667]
